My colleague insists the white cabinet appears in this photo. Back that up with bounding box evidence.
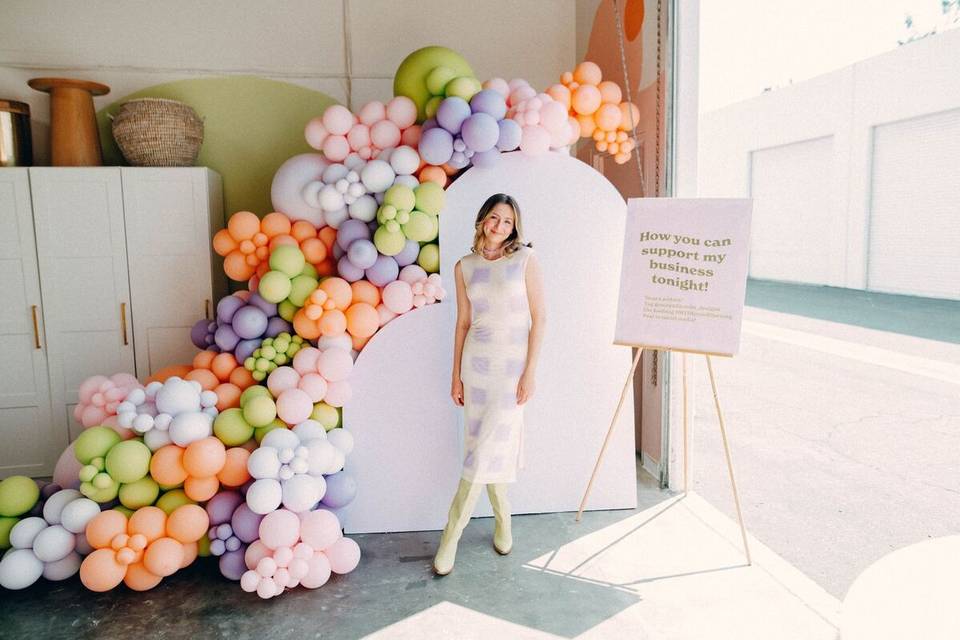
[0,167,225,476]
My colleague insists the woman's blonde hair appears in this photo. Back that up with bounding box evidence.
[471,193,531,256]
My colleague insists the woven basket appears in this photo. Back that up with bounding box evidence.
[111,98,203,166]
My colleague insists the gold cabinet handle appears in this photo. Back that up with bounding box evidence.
[120,302,128,346]
[31,305,41,349]
[205,298,211,320]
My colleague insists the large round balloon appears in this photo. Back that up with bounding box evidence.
[393,46,475,122]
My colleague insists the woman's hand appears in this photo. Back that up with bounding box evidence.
[451,377,464,406]
[516,370,536,405]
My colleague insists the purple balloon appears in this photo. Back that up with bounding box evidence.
[191,319,213,349]
[219,548,248,581]
[419,127,454,165]
[206,491,244,526]
[448,151,470,170]
[333,242,345,260]
[422,118,438,131]
[337,255,365,282]
[247,293,277,316]
[336,219,371,251]
[469,89,507,120]
[214,324,240,351]
[471,148,501,168]
[436,97,471,134]
[216,295,245,324]
[347,239,378,270]
[234,339,260,362]
[231,503,264,543]
[321,471,357,509]
[497,118,522,151]
[265,316,292,338]
[365,254,399,286]
[394,239,421,267]
[461,113,500,153]
[232,306,268,340]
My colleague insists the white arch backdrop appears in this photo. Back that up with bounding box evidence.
[340,151,637,533]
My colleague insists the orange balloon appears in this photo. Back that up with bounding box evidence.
[228,366,256,390]
[418,165,447,187]
[80,548,128,592]
[350,281,381,307]
[191,350,216,370]
[345,303,379,339]
[143,537,184,577]
[293,308,321,340]
[318,309,347,336]
[594,103,622,131]
[128,506,167,543]
[560,71,574,85]
[618,102,640,131]
[227,211,260,240]
[218,447,251,487]
[212,229,238,255]
[210,353,238,381]
[183,437,226,478]
[224,252,256,281]
[572,85,602,116]
[352,334,371,351]
[214,382,242,411]
[301,237,328,264]
[123,561,163,591]
[185,368,218,391]
[150,445,188,487]
[441,163,459,176]
[320,278,353,309]
[315,257,337,278]
[318,226,337,250]
[166,504,209,543]
[261,211,292,237]
[146,364,192,385]
[290,220,316,242]
[573,61,603,85]
[179,541,199,568]
[85,510,128,549]
[598,81,623,104]
[183,475,219,502]
[576,114,597,138]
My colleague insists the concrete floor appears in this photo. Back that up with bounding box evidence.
[691,281,960,598]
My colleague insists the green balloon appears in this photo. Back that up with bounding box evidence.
[156,489,194,515]
[393,46,475,122]
[80,477,119,504]
[255,419,287,443]
[214,408,255,446]
[403,211,435,242]
[0,516,17,550]
[0,476,39,517]
[198,534,212,557]
[425,66,458,96]
[278,299,297,322]
[384,184,416,212]
[418,243,440,273]
[288,275,319,307]
[105,440,151,483]
[74,427,122,464]
[426,213,440,242]
[374,225,407,256]
[425,96,443,120]
[310,402,340,430]
[258,270,293,304]
[240,385,271,406]
[300,262,318,279]
[415,181,445,215]
[377,204,397,224]
[269,244,306,278]
[119,476,160,509]
[445,76,482,101]
[243,395,277,428]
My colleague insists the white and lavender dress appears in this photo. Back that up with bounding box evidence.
[458,246,533,484]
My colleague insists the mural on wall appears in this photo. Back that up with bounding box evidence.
[96,76,338,216]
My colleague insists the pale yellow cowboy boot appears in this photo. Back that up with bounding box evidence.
[487,483,513,555]
[433,479,483,575]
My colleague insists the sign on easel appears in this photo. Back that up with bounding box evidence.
[614,198,752,356]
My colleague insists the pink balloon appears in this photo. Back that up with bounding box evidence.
[370,120,401,149]
[267,366,301,397]
[300,552,331,589]
[398,265,427,284]
[483,77,510,97]
[299,509,342,550]
[259,509,301,550]
[276,388,313,425]
[509,85,536,107]
[322,380,352,408]
[541,101,568,131]
[244,540,272,570]
[520,125,551,155]
[357,101,386,127]
[325,537,361,574]
[77,375,107,403]
[382,281,413,314]
[346,123,371,152]
[386,96,417,129]
[292,347,321,375]
[358,146,373,160]
[298,373,328,403]
[322,105,355,136]
[322,135,350,162]
[549,122,573,149]
[400,124,422,148]
[376,303,397,326]
[304,117,329,150]
[316,348,353,382]
[53,442,82,490]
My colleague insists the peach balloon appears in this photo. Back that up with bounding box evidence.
[618,102,640,131]
[192,350,216,370]
[301,238,328,264]
[573,61,603,85]
[597,81,623,104]
[318,309,347,336]
[185,368,218,391]
[166,504,209,543]
[594,103,622,131]
[210,353,238,381]
[218,447,251,487]
[183,437,227,478]
[320,278,353,309]
[293,309,322,340]
[572,85,602,116]
[261,212,292,237]
[150,445,188,487]
[229,367,256,389]
[85,510,128,549]
[345,303,379,339]
[184,475,220,502]
[400,124,422,147]
[146,364,192,385]
[80,548,128,592]
[352,334,371,352]
[124,561,163,591]
[144,537,184,577]
[129,507,167,543]
[419,165,447,187]
[227,211,260,239]
[350,281,381,307]
[304,117,328,150]
[223,252,255,281]
[214,382,242,411]
[179,541,199,568]
[547,83,571,109]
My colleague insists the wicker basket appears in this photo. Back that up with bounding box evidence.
[111,98,203,166]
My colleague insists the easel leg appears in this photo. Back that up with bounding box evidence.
[704,354,752,565]
[682,352,689,495]
[576,348,644,522]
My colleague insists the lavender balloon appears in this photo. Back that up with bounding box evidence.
[461,113,500,153]
[419,127,454,165]
[394,240,421,267]
[219,548,247,581]
[247,293,277,316]
[320,471,357,509]
[232,306,268,340]
[230,503,264,544]
[265,317,292,338]
[347,239,378,270]
[235,339,261,363]
[469,89,508,120]
[337,255,365,282]
[336,219,371,251]
[217,295,245,323]
[206,491,244,525]
[471,148,501,168]
[436,97,471,134]
[191,319,218,350]
[214,324,240,351]
[497,118,522,151]
[365,254,399,286]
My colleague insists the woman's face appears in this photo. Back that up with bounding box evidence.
[482,203,516,245]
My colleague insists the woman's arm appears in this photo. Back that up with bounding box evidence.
[517,253,546,405]
[451,260,471,406]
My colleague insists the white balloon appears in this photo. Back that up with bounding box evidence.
[292,420,327,443]
[343,153,365,171]
[326,428,355,456]
[360,159,396,193]
[60,498,101,534]
[348,195,378,222]
[42,551,82,581]
[394,174,420,190]
[282,474,323,513]
[316,333,353,352]
[318,184,345,212]
[247,447,281,479]
[271,153,328,226]
[306,440,336,476]
[132,413,155,433]
[0,548,44,590]
[32,525,75,563]
[246,478,283,515]
[302,180,324,207]
[262,428,301,451]
[42,489,82,525]
[155,377,202,415]
[322,163,349,184]
[144,427,173,451]
[325,206,350,229]
[389,145,420,175]
[9,517,47,549]
[169,411,213,446]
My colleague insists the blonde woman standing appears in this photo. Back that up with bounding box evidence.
[433,193,546,576]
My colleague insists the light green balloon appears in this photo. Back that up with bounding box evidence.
[214,408,254,446]
[0,516,17,550]
[445,76,482,101]
[426,66,458,96]
[393,46,475,122]
[119,476,160,509]
[80,477,119,504]
[243,395,277,428]
[426,213,440,242]
[288,275,319,307]
[384,184,416,212]
[198,534,212,557]
[278,299,297,322]
[300,262,318,279]
[403,211,435,242]
[418,243,440,273]
[310,402,340,430]
[377,204,398,224]
[425,96,443,120]
[374,225,406,256]
[0,476,39,517]
[415,181,445,215]
[269,244,306,278]
[74,427,122,464]
[255,419,288,443]
[156,489,194,515]
[240,385,271,406]
[105,440,151,483]
[258,270,293,304]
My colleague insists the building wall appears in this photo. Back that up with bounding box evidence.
[699,28,960,300]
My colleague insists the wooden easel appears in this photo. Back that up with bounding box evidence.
[575,346,752,565]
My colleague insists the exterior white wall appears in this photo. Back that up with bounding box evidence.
[699,28,960,300]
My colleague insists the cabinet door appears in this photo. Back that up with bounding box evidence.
[30,168,135,444]
[0,169,58,477]
[121,168,218,378]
